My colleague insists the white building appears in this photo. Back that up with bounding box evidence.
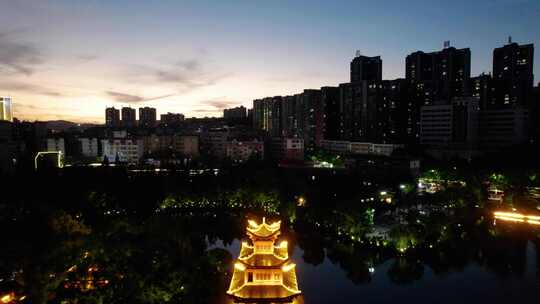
[225,139,264,162]
[0,96,13,122]
[79,138,99,157]
[320,140,351,154]
[321,140,402,157]
[350,142,372,154]
[46,138,66,155]
[101,138,143,164]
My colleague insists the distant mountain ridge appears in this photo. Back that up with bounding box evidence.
[44,120,101,130]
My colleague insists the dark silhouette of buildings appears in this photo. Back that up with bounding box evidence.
[139,107,157,128]
[252,39,536,158]
[321,86,340,140]
[406,45,471,103]
[492,39,534,108]
[105,107,120,127]
[350,54,382,82]
[160,112,185,126]
[121,107,136,127]
[253,97,282,137]
[469,73,494,109]
[223,106,247,119]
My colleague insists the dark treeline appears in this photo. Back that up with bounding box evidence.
[0,162,539,304]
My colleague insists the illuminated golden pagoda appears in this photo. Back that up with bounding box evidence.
[227,218,301,303]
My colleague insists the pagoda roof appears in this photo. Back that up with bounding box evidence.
[247,218,281,238]
[238,241,289,265]
[227,262,301,300]
[239,254,288,268]
[228,285,301,302]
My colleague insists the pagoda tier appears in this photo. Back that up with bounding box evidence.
[227,218,301,303]
[246,217,281,240]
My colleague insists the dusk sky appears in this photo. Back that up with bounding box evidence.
[1,0,539,123]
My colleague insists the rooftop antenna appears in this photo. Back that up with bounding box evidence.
[508,36,512,44]
[443,40,450,49]
[355,50,361,57]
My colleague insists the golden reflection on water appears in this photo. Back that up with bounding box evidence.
[221,295,305,304]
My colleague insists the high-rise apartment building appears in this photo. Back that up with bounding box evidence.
[139,107,157,128]
[350,54,382,82]
[121,107,136,127]
[339,79,410,144]
[406,45,471,103]
[281,95,299,137]
[253,97,282,136]
[105,107,120,127]
[469,73,494,109]
[321,86,340,140]
[0,96,13,122]
[492,40,534,107]
[300,89,323,153]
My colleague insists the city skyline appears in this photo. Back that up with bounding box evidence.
[1,0,539,123]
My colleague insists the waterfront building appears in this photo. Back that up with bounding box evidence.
[227,218,301,303]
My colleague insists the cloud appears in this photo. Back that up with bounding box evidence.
[75,54,99,62]
[121,57,229,94]
[190,98,241,115]
[205,99,240,110]
[0,80,61,96]
[177,59,200,71]
[106,91,174,103]
[0,31,43,75]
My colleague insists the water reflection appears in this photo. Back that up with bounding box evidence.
[2,200,540,303]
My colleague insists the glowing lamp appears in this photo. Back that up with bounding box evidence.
[1,294,13,304]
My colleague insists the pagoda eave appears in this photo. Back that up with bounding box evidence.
[230,294,300,303]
